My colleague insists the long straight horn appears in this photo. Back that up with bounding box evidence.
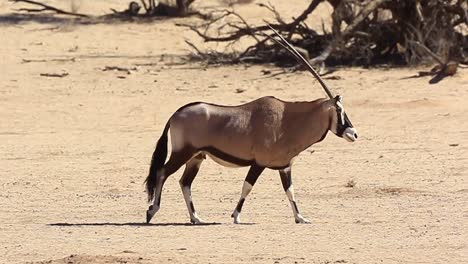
[267,25,334,99]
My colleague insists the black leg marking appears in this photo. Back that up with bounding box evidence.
[146,209,152,224]
[279,167,309,223]
[279,168,292,191]
[179,153,205,224]
[232,164,265,223]
[292,201,300,214]
[245,164,265,186]
[235,198,245,213]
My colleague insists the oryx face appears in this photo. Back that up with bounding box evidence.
[330,95,358,142]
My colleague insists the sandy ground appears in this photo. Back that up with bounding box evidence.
[1,1,467,263]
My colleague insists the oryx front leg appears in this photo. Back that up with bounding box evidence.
[279,167,310,224]
[179,154,205,224]
[232,164,265,224]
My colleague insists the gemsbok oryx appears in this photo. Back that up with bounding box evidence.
[145,26,358,224]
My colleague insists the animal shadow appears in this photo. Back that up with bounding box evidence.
[48,222,222,227]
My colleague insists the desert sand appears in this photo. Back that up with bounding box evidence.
[0,1,467,263]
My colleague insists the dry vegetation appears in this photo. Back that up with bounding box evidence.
[10,0,467,69]
[182,0,467,71]
[1,1,467,264]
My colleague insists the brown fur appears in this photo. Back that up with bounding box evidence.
[170,96,336,168]
[145,96,349,223]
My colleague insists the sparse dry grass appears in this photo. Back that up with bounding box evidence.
[345,179,356,188]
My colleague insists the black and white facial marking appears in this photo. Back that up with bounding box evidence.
[330,95,358,142]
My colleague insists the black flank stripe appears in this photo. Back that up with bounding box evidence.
[200,146,253,167]
[199,146,290,170]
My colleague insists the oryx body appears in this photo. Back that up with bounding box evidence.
[173,97,332,169]
[145,96,357,224]
[145,25,358,224]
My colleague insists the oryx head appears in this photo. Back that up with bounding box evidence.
[329,95,358,142]
[267,25,358,143]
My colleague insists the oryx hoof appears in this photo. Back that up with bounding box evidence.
[146,210,152,224]
[190,216,205,225]
[146,205,157,224]
[231,211,241,224]
[190,219,204,225]
[294,215,311,224]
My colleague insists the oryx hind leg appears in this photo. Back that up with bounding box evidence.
[232,164,265,224]
[279,167,310,224]
[147,147,196,223]
[179,153,205,224]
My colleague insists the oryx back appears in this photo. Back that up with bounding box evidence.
[169,96,331,168]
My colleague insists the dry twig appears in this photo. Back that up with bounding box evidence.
[10,0,89,17]
[40,72,69,78]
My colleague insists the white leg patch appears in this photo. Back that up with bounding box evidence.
[286,186,310,224]
[232,210,241,224]
[240,181,253,199]
[286,185,295,201]
[231,181,253,224]
[181,185,204,224]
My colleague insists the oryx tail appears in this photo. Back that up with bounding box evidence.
[145,121,170,202]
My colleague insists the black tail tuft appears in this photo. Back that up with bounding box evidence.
[145,122,170,202]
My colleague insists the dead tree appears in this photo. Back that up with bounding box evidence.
[180,0,467,68]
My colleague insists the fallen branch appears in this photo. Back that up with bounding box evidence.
[40,72,69,78]
[409,40,459,83]
[410,41,445,65]
[10,0,89,17]
[178,0,323,43]
[22,58,76,63]
[102,66,137,75]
